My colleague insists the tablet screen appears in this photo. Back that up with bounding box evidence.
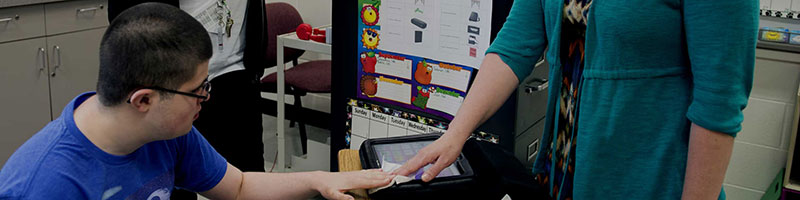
[373,140,462,179]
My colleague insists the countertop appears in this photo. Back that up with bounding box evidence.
[758,41,800,54]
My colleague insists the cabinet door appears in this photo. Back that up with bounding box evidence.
[0,4,46,43]
[0,38,52,166]
[514,119,545,170]
[44,0,108,35]
[515,59,549,137]
[47,28,105,118]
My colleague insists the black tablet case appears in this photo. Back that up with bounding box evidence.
[359,134,549,199]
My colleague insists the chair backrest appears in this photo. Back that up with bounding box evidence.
[265,2,306,68]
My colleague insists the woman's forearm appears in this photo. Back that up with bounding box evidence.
[682,123,735,200]
[445,53,522,140]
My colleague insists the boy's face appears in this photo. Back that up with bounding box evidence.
[152,61,210,139]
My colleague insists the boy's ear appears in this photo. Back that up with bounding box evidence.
[128,89,156,112]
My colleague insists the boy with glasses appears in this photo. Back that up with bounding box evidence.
[0,3,392,199]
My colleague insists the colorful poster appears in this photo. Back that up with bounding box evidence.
[357,0,490,120]
[376,0,493,68]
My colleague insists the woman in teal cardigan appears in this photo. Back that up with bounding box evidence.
[393,0,758,199]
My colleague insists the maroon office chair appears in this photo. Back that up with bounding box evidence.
[260,2,331,155]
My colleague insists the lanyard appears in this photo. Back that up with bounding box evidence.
[216,0,233,50]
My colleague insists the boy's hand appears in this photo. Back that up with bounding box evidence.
[312,169,394,200]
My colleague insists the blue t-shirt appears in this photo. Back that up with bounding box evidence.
[0,92,228,199]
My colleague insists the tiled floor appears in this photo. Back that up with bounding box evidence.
[260,91,333,173]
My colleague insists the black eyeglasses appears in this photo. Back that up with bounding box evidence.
[127,78,212,103]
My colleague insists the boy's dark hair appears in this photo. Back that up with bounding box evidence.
[97,2,212,106]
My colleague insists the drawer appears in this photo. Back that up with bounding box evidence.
[0,4,45,43]
[44,0,107,35]
[513,118,545,170]
[514,58,549,136]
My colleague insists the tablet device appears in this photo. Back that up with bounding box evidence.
[359,134,474,181]
[373,140,461,179]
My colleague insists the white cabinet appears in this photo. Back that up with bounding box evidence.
[0,0,107,166]
[0,38,52,168]
[46,28,104,117]
[44,0,107,118]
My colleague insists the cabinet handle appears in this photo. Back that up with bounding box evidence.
[524,78,548,94]
[76,5,104,14]
[38,48,45,72]
[0,15,19,23]
[527,139,539,162]
[524,56,548,94]
[51,46,61,77]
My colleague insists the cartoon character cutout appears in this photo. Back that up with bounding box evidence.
[361,4,379,26]
[411,86,435,109]
[360,75,378,97]
[436,122,446,129]
[414,60,433,85]
[416,115,427,124]
[360,52,377,73]
[371,105,380,112]
[362,28,380,50]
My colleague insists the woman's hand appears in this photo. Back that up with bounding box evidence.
[390,134,467,182]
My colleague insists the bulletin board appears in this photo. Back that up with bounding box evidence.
[331,0,514,171]
[356,0,493,120]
